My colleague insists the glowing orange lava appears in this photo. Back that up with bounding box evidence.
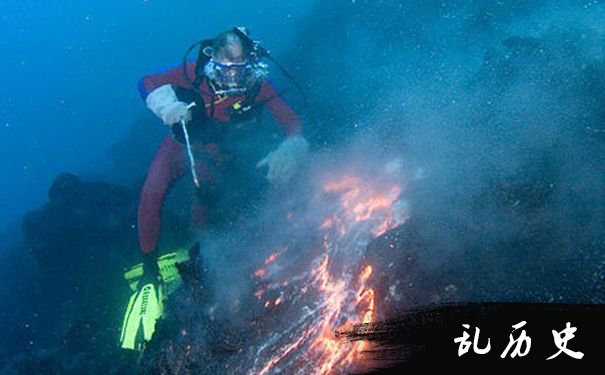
[255,173,405,374]
[323,175,402,237]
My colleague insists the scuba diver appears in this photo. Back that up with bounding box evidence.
[119,27,309,351]
[139,26,308,255]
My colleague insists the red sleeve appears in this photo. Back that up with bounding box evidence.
[256,81,303,137]
[138,62,197,100]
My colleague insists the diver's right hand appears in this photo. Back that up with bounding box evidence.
[145,84,192,126]
[161,101,191,126]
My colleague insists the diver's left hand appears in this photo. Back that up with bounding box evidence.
[256,136,309,186]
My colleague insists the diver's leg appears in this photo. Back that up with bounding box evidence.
[138,136,187,254]
[190,145,221,231]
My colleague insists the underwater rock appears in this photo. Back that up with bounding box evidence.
[22,172,138,272]
[3,173,141,374]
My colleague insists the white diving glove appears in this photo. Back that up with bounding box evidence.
[256,136,309,186]
[145,84,191,126]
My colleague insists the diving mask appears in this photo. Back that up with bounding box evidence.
[204,59,268,96]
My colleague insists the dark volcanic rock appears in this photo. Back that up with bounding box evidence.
[3,173,142,374]
[22,172,139,272]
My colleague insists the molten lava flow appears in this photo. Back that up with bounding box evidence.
[253,172,406,374]
[307,258,377,372]
[323,175,403,237]
[357,265,375,325]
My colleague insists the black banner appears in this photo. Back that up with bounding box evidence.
[338,303,605,372]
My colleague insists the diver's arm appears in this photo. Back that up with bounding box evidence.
[255,80,309,186]
[138,62,198,126]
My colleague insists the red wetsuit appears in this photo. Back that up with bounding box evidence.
[137,62,302,254]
